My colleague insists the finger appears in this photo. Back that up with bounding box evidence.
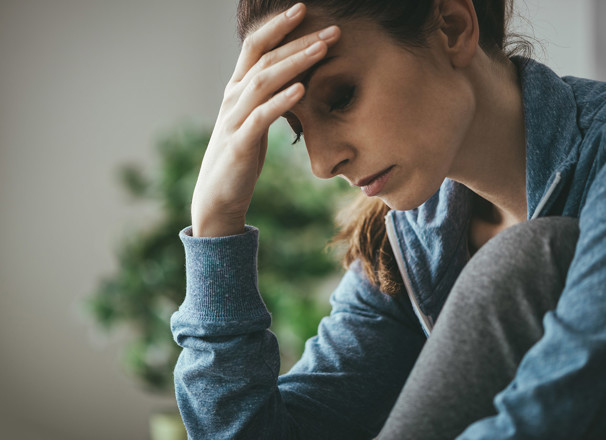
[231,3,306,82]
[238,83,304,142]
[239,24,340,87]
[231,40,327,125]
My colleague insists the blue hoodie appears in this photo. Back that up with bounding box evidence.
[171,58,606,439]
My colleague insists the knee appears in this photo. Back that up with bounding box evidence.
[493,216,579,250]
[469,216,580,285]
[444,217,580,323]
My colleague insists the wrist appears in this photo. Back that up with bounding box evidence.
[191,217,246,238]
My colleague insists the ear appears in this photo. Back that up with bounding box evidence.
[436,0,479,68]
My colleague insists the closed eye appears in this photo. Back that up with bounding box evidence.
[329,85,355,112]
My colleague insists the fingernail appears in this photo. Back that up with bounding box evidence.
[318,26,338,40]
[286,3,303,18]
[305,41,323,56]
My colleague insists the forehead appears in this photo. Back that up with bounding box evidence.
[251,8,417,98]
[282,8,381,48]
[285,8,337,40]
[247,7,387,54]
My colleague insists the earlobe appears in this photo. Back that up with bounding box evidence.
[437,0,479,68]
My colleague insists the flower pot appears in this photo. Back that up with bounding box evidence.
[150,411,187,440]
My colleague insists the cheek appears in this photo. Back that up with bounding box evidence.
[366,79,475,210]
[390,71,474,159]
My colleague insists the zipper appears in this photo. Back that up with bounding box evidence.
[385,213,433,337]
[530,172,562,220]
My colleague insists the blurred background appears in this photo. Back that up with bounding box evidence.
[0,1,604,439]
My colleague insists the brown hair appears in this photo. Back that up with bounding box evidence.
[237,0,521,295]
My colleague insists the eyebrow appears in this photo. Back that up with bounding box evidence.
[281,56,338,119]
[301,56,338,90]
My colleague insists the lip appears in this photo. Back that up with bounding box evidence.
[354,166,394,197]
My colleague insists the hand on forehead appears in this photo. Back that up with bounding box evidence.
[280,8,336,44]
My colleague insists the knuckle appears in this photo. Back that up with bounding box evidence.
[298,35,315,50]
[221,95,235,111]
[249,75,266,92]
[223,94,236,109]
[287,54,300,69]
[265,99,281,117]
[258,53,273,69]
[225,78,238,89]
[292,34,316,54]
[223,84,239,103]
[248,109,264,126]
[223,82,234,98]
[242,34,257,52]
[225,110,241,130]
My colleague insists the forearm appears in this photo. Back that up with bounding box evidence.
[171,226,426,439]
[171,226,288,439]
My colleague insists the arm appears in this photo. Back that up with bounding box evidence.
[458,160,606,439]
[171,226,425,440]
[171,5,420,438]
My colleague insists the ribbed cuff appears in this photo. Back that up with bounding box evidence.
[177,225,270,332]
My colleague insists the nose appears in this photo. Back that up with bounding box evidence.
[304,132,354,180]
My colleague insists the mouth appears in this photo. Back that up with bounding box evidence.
[353,166,395,197]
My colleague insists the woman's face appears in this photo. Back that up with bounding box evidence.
[282,11,476,211]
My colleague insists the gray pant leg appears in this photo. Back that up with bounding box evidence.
[379,217,580,440]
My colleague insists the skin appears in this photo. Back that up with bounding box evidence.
[191,0,527,243]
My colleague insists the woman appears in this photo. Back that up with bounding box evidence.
[171,0,606,438]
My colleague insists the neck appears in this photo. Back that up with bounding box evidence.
[448,52,528,224]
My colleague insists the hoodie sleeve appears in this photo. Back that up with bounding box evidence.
[459,155,606,439]
[171,226,426,440]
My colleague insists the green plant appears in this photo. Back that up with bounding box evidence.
[88,125,353,393]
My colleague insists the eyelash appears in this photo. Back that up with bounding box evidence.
[287,85,357,145]
[329,85,356,112]
[285,115,303,145]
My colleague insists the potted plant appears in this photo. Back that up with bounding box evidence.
[87,125,352,439]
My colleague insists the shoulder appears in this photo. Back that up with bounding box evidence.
[558,75,606,206]
[516,57,606,134]
[562,75,606,132]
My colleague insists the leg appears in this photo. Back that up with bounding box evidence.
[378,217,580,440]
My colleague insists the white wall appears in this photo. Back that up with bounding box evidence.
[0,1,239,439]
[0,1,603,439]
[596,0,606,80]
[512,0,600,79]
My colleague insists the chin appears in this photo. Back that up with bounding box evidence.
[380,187,439,212]
[378,168,448,211]
[380,197,417,212]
